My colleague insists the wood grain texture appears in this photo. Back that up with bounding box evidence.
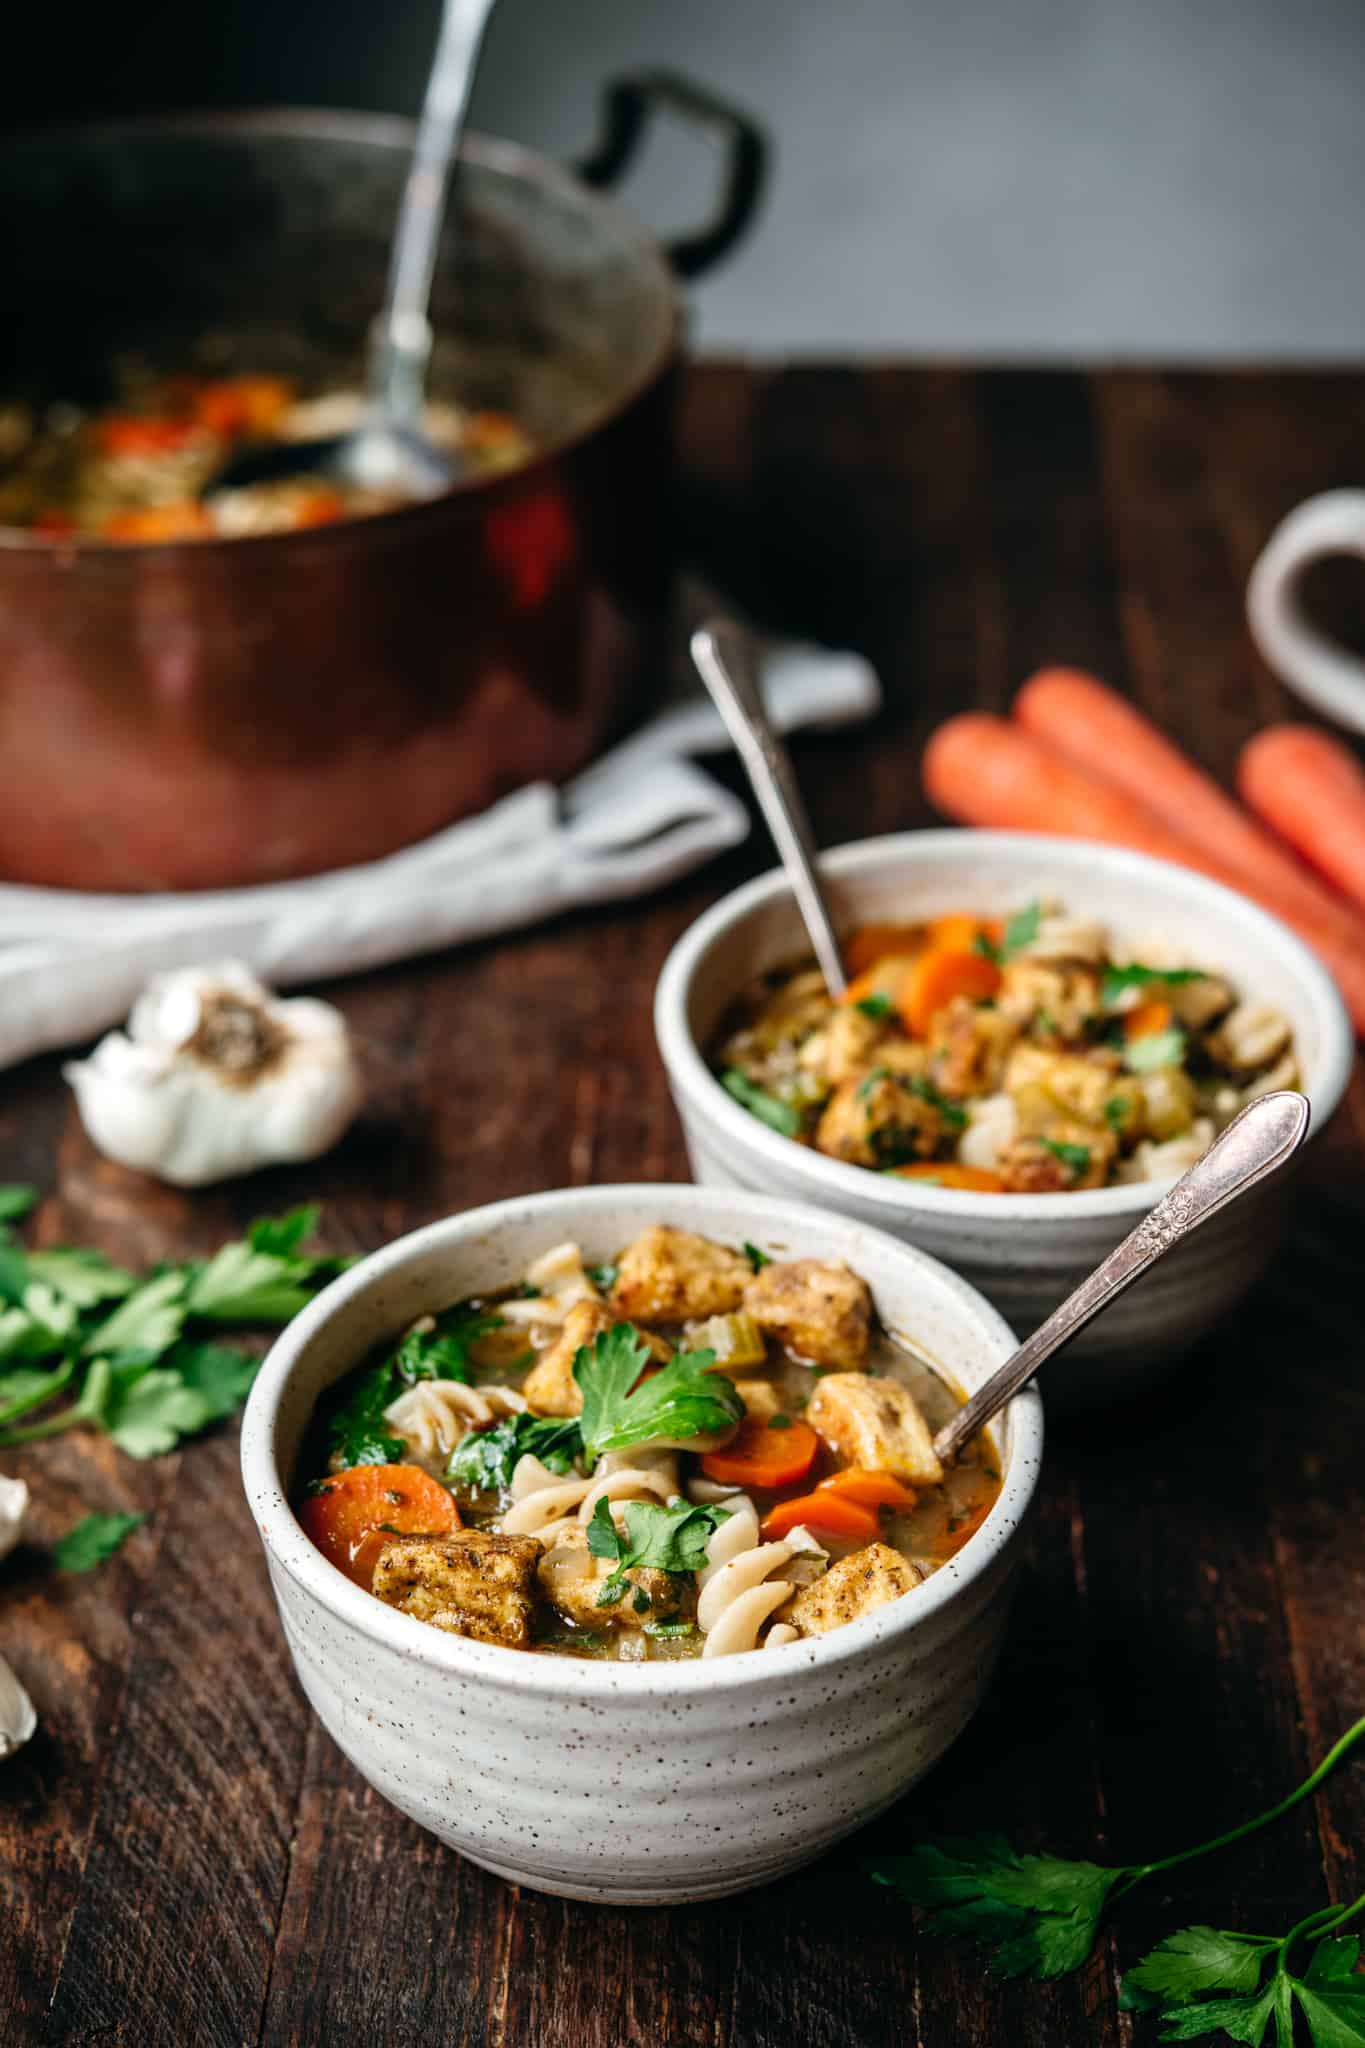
[1,365,1362,2047]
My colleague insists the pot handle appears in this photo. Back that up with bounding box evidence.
[577,71,767,279]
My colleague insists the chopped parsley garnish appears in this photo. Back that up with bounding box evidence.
[1123,1026,1186,1073]
[719,1067,802,1137]
[742,1241,772,1273]
[856,992,895,1019]
[446,1411,583,1496]
[394,1302,504,1384]
[1041,1139,1092,1176]
[1101,962,1204,1008]
[0,1185,38,1224]
[53,1510,147,1573]
[586,1495,732,1607]
[323,1310,483,1472]
[768,1413,793,1429]
[1104,1094,1131,1132]
[859,1067,966,1134]
[643,1619,697,1639]
[974,900,1042,965]
[585,1263,618,1293]
[573,1323,745,1462]
[908,1075,968,1131]
[1033,1008,1058,1036]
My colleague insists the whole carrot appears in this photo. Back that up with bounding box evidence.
[922,711,1365,1031]
[1014,668,1358,937]
[1239,724,1365,916]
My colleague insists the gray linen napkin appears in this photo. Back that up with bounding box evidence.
[0,636,878,1068]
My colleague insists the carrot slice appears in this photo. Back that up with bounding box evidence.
[1239,725,1365,916]
[761,1491,880,1544]
[898,949,1001,1036]
[888,1162,1005,1192]
[816,1468,918,1511]
[298,1463,460,1590]
[101,501,213,544]
[700,1416,819,1491]
[844,924,925,975]
[94,415,203,456]
[193,374,294,438]
[1015,668,1354,933]
[928,912,1003,951]
[1122,997,1173,1041]
[922,711,1365,1035]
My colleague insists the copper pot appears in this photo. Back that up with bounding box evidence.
[0,81,763,890]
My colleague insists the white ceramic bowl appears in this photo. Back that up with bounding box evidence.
[655,833,1353,1404]
[241,1183,1042,1904]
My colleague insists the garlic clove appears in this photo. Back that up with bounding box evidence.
[0,1475,28,1564]
[0,1651,36,1759]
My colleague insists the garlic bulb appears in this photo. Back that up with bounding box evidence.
[0,1476,28,1564]
[0,1652,36,1760]
[64,962,363,1187]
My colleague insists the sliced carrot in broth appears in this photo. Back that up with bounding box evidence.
[298,1462,461,1590]
[888,1162,1005,1193]
[700,1416,819,1491]
[816,1468,918,1511]
[761,1491,880,1544]
[1123,997,1173,1040]
[898,949,1001,1037]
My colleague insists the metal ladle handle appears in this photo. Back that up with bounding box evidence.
[369,0,499,426]
[691,618,848,997]
[932,1088,1311,1463]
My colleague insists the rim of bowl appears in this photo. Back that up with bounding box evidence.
[654,830,1354,1224]
[241,1183,1043,1695]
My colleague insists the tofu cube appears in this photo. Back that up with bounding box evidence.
[611,1225,750,1323]
[371,1530,540,1648]
[783,1542,918,1635]
[805,1372,943,1484]
[743,1258,872,1372]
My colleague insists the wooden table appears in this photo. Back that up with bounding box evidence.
[3,366,1363,2048]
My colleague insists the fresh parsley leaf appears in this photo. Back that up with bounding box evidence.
[53,1510,147,1573]
[909,1074,968,1131]
[642,1619,697,1639]
[84,1270,188,1362]
[0,1359,75,1426]
[1042,1138,1092,1175]
[870,1838,1122,1981]
[323,1360,412,1470]
[447,1411,583,1496]
[856,992,895,1019]
[1124,1026,1187,1074]
[586,1495,731,1606]
[742,1241,772,1272]
[88,1361,216,1459]
[1151,1985,1277,2042]
[185,1243,314,1323]
[1295,1980,1365,2047]
[585,1263,618,1292]
[24,1248,136,1310]
[975,901,1042,966]
[1123,1917,1365,2046]
[165,1341,260,1423]
[574,1324,744,1462]
[1122,1926,1275,2005]
[247,1205,322,1257]
[1306,1939,1363,1988]
[0,1241,30,1306]
[1104,1094,1131,1132]
[719,1067,802,1137]
[1102,962,1204,1008]
[0,1185,37,1223]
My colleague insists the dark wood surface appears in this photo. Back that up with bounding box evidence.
[3,365,1364,2048]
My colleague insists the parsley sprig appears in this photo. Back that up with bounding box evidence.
[868,1715,1365,1987]
[53,1510,147,1573]
[974,901,1042,966]
[586,1495,731,1608]
[1102,962,1205,1008]
[574,1323,744,1462]
[0,1200,350,1458]
[446,1411,583,1497]
[719,1067,802,1137]
[1120,1897,1365,2043]
[323,1301,505,1470]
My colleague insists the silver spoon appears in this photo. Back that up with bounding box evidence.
[932,1087,1310,1463]
[207,0,497,502]
[691,616,848,997]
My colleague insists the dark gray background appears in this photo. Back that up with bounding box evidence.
[14,0,1365,358]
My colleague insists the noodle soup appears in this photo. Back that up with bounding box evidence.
[295,1225,1000,1662]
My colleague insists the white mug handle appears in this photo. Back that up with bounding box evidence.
[1246,489,1365,735]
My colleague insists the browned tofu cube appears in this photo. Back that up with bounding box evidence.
[611,1225,750,1323]
[536,1525,694,1631]
[521,1300,670,1417]
[805,1372,943,1484]
[783,1542,917,1635]
[743,1257,872,1372]
[372,1530,540,1648]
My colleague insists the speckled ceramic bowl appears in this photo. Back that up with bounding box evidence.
[655,833,1353,1405]
[240,1184,1042,1904]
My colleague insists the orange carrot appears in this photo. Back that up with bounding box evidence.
[927,912,1001,951]
[101,501,213,544]
[1015,668,1353,932]
[1239,725,1365,916]
[898,948,1001,1036]
[298,1463,461,1589]
[922,711,1365,1033]
[844,924,925,975]
[940,1499,993,1558]
[1122,997,1173,1041]
[887,1162,1005,1192]
[761,1491,879,1545]
[815,1468,918,1511]
[700,1416,818,1491]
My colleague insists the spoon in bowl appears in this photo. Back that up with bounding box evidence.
[931,1087,1310,1462]
[206,0,498,503]
[691,616,849,997]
